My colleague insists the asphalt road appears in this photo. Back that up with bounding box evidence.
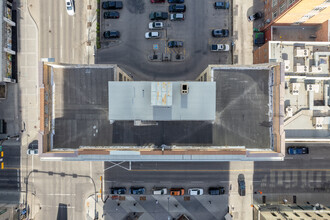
[104,145,330,219]
[0,141,20,204]
[38,0,89,64]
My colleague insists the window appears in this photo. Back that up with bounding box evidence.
[272,0,278,7]
[288,0,295,6]
[280,2,286,13]
[273,10,278,19]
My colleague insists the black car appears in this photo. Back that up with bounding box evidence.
[102,1,123,9]
[212,29,229,37]
[168,41,183,48]
[214,2,229,9]
[28,140,38,150]
[149,12,168,20]
[110,187,126,194]
[104,11,120,19]
[103,31,120,39]
[248,12,262,21]
[208,187,225,195]
[238,174,246,196]
[168,0,184,3]
[169,4,186,12]
[130,187,145,195]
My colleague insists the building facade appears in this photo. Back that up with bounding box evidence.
[0,0,16,84]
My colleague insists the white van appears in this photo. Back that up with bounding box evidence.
[153,188,167,195]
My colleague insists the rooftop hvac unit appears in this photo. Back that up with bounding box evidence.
[306,84,320,93]
[313,117,324,129]
[295,49,309,57]
[294,64,308,73]
[181,83,189,94]
[291,83,300,95]
[311,66,322,73]
[285,106,293,117]
[284,60,290,72]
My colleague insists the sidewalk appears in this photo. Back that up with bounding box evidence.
[232,0,254,64]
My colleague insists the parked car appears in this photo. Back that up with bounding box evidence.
[238,174,246,196]
[110,187,126,194]
[168,41,183,48]
[151,0,165,3]
[153,187,167,195]
[65,0,75,16]
[287,146,309,155]
[169,4,186,12]
[145,32,160,39]
[102,1,123,9]
[211,44,230,51]
[188,188,203,195]
[130,187,146,195]
[27,149,38,155]
[170,188,184,196]
[149,12,168,20]
[104,31,120,39]
[149,21,164,30]
[208,187,225,195]
[104,11,120,19]
[214,2,230,9]
[28,140,38,150]
[248,12,262,21]
[170,13,184,21]
[212,29,229,37]
[168,0,184,3]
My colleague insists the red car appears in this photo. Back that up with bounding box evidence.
[151,0,165,3]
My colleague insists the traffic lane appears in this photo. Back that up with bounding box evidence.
[1,144,20,167]
[39,0,87,63]
[104,164,231,195]
[253,159,330,193]
[285,144,330,159]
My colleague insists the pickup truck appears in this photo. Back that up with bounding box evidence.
[211,44,230,51]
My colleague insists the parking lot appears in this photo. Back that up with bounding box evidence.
[97,0,233,80]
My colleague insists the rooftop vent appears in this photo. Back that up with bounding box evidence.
[181,83,189,94]
[286,106,293,117]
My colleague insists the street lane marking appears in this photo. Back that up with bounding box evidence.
[49,16,51,29]
[39,194,76,196]
[60,13,63,28]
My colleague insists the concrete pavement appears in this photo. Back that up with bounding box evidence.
[232,0,254,64]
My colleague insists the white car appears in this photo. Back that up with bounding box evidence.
[27,149,38,155]
[145,32,160,39]
[148,22,164,30]
[188,188,203,195]
[153,188,167,195]
[211,44,230,51]
[65,0,75,16]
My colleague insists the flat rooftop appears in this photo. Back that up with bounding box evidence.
[52,65,273,149]
[108,81,216,121]
[269,41,330,75]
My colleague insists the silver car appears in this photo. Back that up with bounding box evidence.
[148,21,164,30]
